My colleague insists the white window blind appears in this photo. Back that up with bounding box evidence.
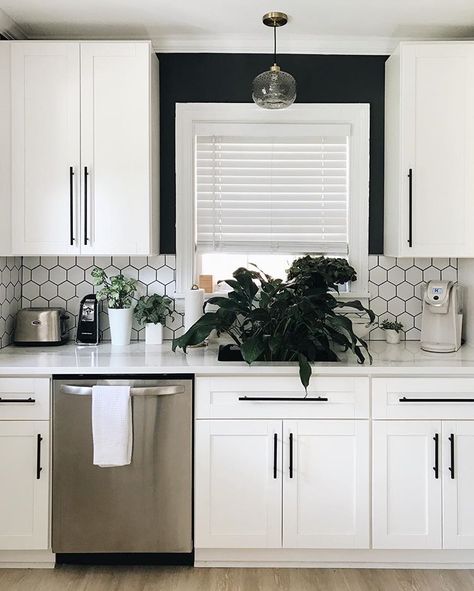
[196,134,349,254]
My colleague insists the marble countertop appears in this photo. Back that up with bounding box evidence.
[0,340,474,376]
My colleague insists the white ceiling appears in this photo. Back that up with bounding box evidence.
[1,0,474,54]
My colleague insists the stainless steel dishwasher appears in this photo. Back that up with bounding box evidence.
[52,375,193,556]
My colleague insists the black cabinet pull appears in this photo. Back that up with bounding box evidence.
[36,434,43,480]
[408,168,413,247]
[449,433,455,479]
[0,397,35,403]
[289,433,294,479]
[239,396,328,402]
[433,433,439,479]
[69,166,75,245]
[273,433,278,479]
[84,166,89,245]
[399,397,474,403]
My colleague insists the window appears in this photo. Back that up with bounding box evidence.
[176,104,369,298]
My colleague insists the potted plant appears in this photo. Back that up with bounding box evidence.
[380,319,404,344]
[173,256,375,389]
[91,267,137,345]
[134,294,174,345]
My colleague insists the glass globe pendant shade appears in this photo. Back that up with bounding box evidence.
[252,64,296,110]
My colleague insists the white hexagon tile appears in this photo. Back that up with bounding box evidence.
[20,256,184,342]
[0,257,22,347]
[368,255,458,340]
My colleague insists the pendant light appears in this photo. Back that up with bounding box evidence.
[252,12,296,109]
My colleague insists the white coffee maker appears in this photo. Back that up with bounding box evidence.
[420,280,463,352]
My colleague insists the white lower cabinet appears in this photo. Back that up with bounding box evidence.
[283,420,369,549]
[0,421,49,550]
[443,421,474,549]
[195,418,370,550]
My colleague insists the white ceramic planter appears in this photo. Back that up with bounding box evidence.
[108,308,133,345]
[385,329,401,344]
[145,322,163,345]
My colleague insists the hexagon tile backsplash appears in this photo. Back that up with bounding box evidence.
[21,256,184,343]
[0,254,459,348]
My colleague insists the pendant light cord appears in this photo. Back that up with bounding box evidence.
[273,24,277,65]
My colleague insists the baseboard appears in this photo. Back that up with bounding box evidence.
[0,550,55,569]
[195,548,474,569]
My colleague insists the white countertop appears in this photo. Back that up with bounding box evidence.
[1,341,474,376]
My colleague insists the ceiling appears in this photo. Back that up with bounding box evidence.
[1,0,474,54]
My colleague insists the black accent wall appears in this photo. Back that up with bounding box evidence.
[158,53,388,254]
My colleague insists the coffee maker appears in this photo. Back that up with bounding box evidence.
[420,280,463,353]
[76,294,100,345]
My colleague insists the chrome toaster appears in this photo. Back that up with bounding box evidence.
[14,308,70,345]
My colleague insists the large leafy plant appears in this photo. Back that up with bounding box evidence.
[134,294,174,326]
[173,256,375,388]
[91,267,137,309]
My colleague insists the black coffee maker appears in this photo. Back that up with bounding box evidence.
[76,294,100,345]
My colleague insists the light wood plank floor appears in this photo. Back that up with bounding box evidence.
[1,567,474,591]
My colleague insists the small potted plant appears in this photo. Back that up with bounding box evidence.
[134,294,174,345]
[91,267,137,345]
[380,319,404,344]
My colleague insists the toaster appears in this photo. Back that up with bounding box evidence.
[14,308,70,345]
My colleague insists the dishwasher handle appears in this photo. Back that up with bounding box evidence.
[59,384,185,397]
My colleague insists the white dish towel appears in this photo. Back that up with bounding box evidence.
[92,385,133,467]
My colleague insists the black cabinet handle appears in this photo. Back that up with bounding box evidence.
[449,433,455,479]
[0,397,35,403]
[84,166,89,245]
[433,433,439,479]
[273,433,278,479]
[399,397,474,403]
[289,433,294,479]
[239,396,328,402]
[36,434,43,480]
[408,168,413,247]
[69,166,75,245]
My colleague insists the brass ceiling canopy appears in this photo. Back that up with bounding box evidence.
[262,12,288,28]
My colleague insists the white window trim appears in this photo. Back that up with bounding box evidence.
[175,103,369,300]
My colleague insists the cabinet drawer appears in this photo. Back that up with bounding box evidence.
[373,378,474,419]
[196,377,369,419]
[0,378,50,420]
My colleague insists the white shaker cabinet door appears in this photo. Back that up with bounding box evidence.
[443,421,474,549]
[0,421,49,550]
[373,420,442,549]
[80,42,155,255]
[283,420,369,549]
[195,420,282,549]
[11,42,81,255]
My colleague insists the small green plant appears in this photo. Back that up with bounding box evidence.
[91,267,137,309]
[134,294,174,326]
[380,319,404,333]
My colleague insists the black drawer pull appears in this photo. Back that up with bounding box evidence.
[399,397,474,403]
[408,168,413,247]
[289,432,294,478]
[449,433,455,479]
[36,434,43,480]
[273,433,278,479]
[0,397,35,403]
[433,433,439,479]
[239,396,328,402]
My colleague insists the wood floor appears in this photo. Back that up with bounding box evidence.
[1,566,474,591]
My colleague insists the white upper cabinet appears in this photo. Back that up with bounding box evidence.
[384,42,474,257]
[9,41,159,256]
[11,43,81,255]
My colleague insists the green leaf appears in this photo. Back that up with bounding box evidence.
[298,354,312,391]
[240,335,266,364]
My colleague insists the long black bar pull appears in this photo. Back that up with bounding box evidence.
[408,168,413,247]
[69,166,75,246]
[0,397,35,403]
[289,433,294,479]
[433,433,439,479]
[36,434,43,480]
[273,433,278,479]
[399,397,474,403]
[449,433,455,479]
[84,166,89,245]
